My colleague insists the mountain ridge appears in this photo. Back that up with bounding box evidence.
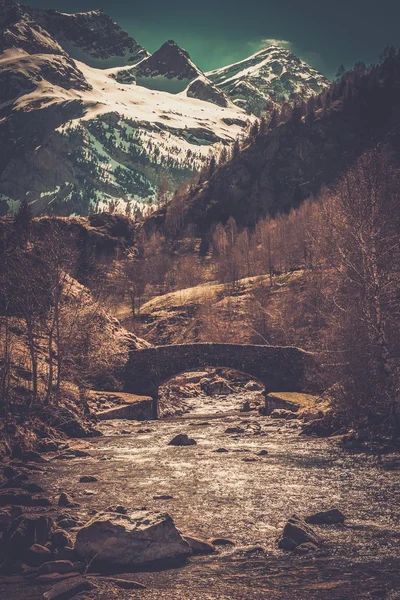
[0,1,328,217]
[207,45,329,116]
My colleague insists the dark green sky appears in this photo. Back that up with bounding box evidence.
[25,0,400,79]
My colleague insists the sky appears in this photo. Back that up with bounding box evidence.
[24,0,400,80]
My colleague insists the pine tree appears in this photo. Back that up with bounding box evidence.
[232,139,241,159]
[268,108,278,129]
[14,199,32,245]
[335,65,346,82]
[208,156,217,179]
[250,120,260,138]
[219,146,229,165]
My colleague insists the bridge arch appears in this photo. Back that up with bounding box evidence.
[124,343,316,417]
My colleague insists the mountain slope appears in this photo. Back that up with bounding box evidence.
[153,56,400,234]
[0,1,328,217]
[112,39,231,107]
[207,45,329,116]
[0,47,249,215]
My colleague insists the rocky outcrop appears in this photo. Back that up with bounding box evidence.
[134,40,201,86]
[74,511,192,566]
[187,77,229,107]
[0,0,148,67]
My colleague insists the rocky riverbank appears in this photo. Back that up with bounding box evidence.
[0,389,399,599]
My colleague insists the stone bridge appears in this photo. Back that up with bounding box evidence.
[124,344,318,417]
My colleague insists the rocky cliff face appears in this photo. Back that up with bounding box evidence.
[0,0,148,66]
[134,40,201,84]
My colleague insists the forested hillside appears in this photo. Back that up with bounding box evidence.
[154,49,400,235]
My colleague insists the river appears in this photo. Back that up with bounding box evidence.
[37,390,400,599]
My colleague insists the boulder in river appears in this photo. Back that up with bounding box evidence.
[278,514,322,551]
[305,508,346,525]
[168,434,197,446]
[183,534,216,554]
[74,511,192,566]
[200,377,234,396]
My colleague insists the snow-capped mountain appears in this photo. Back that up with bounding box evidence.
[0,2,250,216]
[207,45,329,117]
[111,40,230,107]
[0,1,328,217]
[133,40,202,91]
[0,0,148,66]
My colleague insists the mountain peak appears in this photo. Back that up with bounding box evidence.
[207,45,328,117]
[133,39,202,91]
[145,39,196,72]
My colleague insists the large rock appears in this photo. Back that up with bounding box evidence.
[305,508,346,525]
[183,535,216,555]
[74,511,192,566]
[51,529,73,549]
[200,377,234,396]
[277,514,322,551]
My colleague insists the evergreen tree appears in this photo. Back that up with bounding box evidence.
[14,199,32,245]
[219,146,229,165]
[208,156,217,179]
[259,116,268,135]
[232,139,241,159]
[250,120,260,138]
[267,110,278,130]
[335,65,346,82]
